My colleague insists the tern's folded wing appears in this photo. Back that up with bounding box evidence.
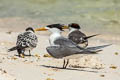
[16,32,38,48]
[54,37,83,49]
[46,45,98,58]
[46,46,82,58]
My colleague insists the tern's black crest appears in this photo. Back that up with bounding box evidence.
[47,24,64,31]
[68,23,81,29]
[26,27,35,32]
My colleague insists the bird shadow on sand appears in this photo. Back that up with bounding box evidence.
[14,54,34,57]
[40,65,99,73]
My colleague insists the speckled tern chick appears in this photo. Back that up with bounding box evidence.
[8,27,38,57]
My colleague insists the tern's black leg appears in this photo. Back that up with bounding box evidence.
[64,59,69,69]
[29,50,31,56]
[63,59,66,69]
[84,41,88,48]
[17,49,25,58]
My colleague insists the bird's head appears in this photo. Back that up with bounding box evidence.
[35,24,67,33]
[26,27,35,33]
[68,23,81,30]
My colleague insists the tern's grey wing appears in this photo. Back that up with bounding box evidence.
[46,46,99,58]
[54,37,82,49]
[17,32,38,48]
[68,30,87,44]
[46,46,82,58]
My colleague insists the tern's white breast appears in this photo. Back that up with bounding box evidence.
[49,33,61,46]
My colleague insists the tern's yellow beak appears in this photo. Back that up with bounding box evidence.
[35,27,48,31]
[62,26,69,29]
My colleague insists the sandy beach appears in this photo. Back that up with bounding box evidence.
[0,25,120,80]
[0,0,120,79]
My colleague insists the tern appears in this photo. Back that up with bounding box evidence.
[8,27,38,57]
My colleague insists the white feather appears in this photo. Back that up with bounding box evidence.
[48,28,62,46]
[69,27,78,34]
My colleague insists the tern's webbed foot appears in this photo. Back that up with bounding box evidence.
[19,54,25,58]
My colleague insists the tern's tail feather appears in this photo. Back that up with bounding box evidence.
[84,34,100,40]
[86,44,112,51]
[80,44,112,54]
[81,49,102,54]
[8,46,17,52]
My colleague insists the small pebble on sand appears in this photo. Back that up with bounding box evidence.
[34,54,40,58]
[100,74,105,77]
[114,52,119,55]
[43,54,52,58]
[109,65,117,69]
[6,31,12,34]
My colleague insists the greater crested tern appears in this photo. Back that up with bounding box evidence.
[8,27,38,57]
[35,24,105,69]
[65,23,99,48]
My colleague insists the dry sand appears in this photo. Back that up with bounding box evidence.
[0,28,120,80]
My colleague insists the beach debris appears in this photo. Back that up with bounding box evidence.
[100,74,105,77]
[6,31,12,34]
[11,56,18,60]
[0,68,16,80]
[34,54,40,58]
[0,69,7,74]
[109,65,117,69]
[3,70,7,74]
[43,54,52,58]
[2,57,5,60]
[114,52,119,55]
[46,78,54,80]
